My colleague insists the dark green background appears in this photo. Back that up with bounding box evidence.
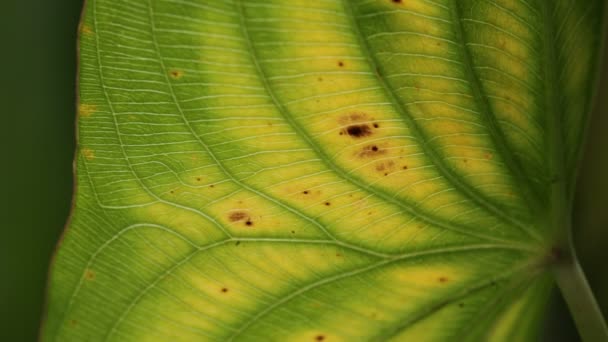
[0,1,605,341]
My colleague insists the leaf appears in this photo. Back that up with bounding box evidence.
[42,0,606,341]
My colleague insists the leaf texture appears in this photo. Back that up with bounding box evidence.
[42,0,606,341]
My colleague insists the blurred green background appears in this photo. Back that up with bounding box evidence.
[0,1,605,341]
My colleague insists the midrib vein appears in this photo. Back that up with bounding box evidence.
[235,0,518,245]
[449,0,542,241]
[539,2,569,240]
[341,0,539,242]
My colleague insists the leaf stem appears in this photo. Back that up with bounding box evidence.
[552,243,608,342]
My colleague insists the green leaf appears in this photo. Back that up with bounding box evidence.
[42,0,607,341]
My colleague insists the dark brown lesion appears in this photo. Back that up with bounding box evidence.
[345,124,373,138]
[229,212,248,222]
[228,211,255,227]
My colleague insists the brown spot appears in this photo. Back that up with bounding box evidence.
[359,145,386,158]
[345,124,372,138]
[336,253,342,257]
[291,230,296,234]
[324,202,331,206]
[458,303,465,308]
[438,276,449,283]
[337,61,344,67]
[221,287,229,293]
[196,177,201,181]
[69,319,77,327]
[402,165,408,170]
[373,123,379,128]
[463,159,468,164]
[169,70,183,79]
[485,153,493,160]
[229,212,248,222]
[78,104,97,117]
[316,335,325,341]
[169,190,175,194]
[392,0,403,3]
[209,184,215,188]
[85,269,95,281]
[317,77,323,82]
[235,241,241,246]
[245,219,254,227]
[303,190,309,194]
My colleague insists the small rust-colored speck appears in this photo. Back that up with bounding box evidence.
[345,124,372,138]
[82,148,95,160]
[221,288,229,293]
[324,202,331,206]
[438,276,448,283]
[371,146,379,152]
[169,70,183,79]
[79,104,97,117]
[384,172,388,176]
[169,190,175,194]
[81,25,93,35]
[245,220,253,226]
[196,177,201,181]
[291,230,295,234]
[338,61,344,67]
[402,165,408,170]
[209,184,215,188]
[316,335,325,341]
[229,212,247,222]
[70,319,77,327]
[303,190,309,195]
[392,0,403,3]
[336,253,342,257]
[373,123,379,128]
[85,270,95,280]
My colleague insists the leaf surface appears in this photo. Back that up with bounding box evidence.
[43,0,606,341]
